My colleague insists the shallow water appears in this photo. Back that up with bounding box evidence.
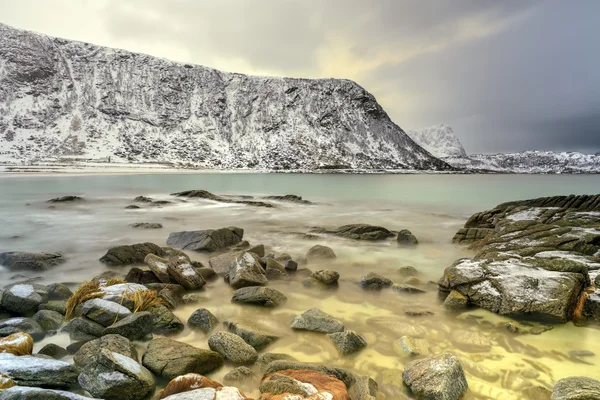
[1,173,600,398]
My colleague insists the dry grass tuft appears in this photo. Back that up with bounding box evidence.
[0,332,34,356]
[0,372,16,390]
[104,278,126,286]
[125,290,167,313]
[64,281,104,320]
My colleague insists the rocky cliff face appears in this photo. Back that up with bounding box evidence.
[406,124,467,158]
[0,24,450,171]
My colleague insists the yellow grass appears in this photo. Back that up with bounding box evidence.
[0,332,34,356]
[125,290,167,313]
[104,278,126,286]
[64,281,104,320]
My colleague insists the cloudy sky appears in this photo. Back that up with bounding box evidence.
[1,0,599,154]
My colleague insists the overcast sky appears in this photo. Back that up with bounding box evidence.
[1,0,599,154]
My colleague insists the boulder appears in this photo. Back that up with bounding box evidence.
[224,320,279,350]
[0,252,65,271]
[32,309,64,331]
[397,229,419,245]
[46,283,73,300]
[359,272,393,290]
[349,376,379,400]
[306,245,336,262]
[0,332,33,356]
[144,254,171,283]
[0,353,79,388]
[167,255,206,290]
[102,311,153,340]
[392,284,426,294]
[291,308,344,333]
[223,366,256,387]
[402,353,468,400]
[78,349,155,400]
[39,300,67,315]
[443,290,468,310]
[166,227,244,252]
[231,287,287,307]
[0,318,45,341]
[187,308,219,333]
[394,336,430,357]
[48,196,83,203]
[228,252,268,289]
[79,298,132,327]
[62,317,104,341]
[158,373,224,398]
[1,283,48,314]
[37,343,68,360]
[208,251,241,275]
[142,337,224,379]
[285,260,298,272]
[328,330,367,355]
[248,244,265,257]
[398,266,419,277]
[99,242,166,266]
[552,376,600,400]
[207,332,258,364]
[331,224,394,240]
[0,387,96,399]
[74,334,138,369]
[148,305,185,334]
[256,353,297,373]
[130,222,163,229]
[172,189,273,208]
[304,270,339,288]
[124,266,159,283]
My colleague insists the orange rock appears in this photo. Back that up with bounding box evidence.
[0,332,34,356]
[159,373,223,399]
[260,369,350,400]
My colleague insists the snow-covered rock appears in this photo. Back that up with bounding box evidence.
[0,23,449,172]
[406,124,467,158]
[0,353,79,388]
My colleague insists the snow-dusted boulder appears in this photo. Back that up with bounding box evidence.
[0,353,79,388]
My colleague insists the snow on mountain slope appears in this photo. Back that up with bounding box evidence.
[0,23,451,171]
[406,124,467,158]
[444,151,600,173]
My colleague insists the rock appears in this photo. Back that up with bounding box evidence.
[398,266,419,277]
[48,195,83,203]
[66,341,87,355]
[62,317,104,341]
[393,336,429,356]
[173,190,274,208]
[392,284,426,294]
[224,320,279,350]
[552,376,600,399]
[46,283,73,300]
[306,245,336,262]
[79,298,132,327]
[568,350,595,358]
[259,369,350,399]
[158,287,184,309]
[263,194,313,204]
[124,267,160,284]
[291,307,344,333]
[196,267,218,281]
[78,349,155,400]
[228,252,268,289]
[134,196,153,203]
[263,360,356,389]
[331,224,394,240]
[450,330,492,352]
[248,244,265,257]
[285,260,298,272]
[397,229,419,245]
[188,309,219,333]
[0,332,33,356]
[266,267,288,281]
[208,251,241,275]
[38,300,67,315]
[0,252,65,272]
[125,205,140,209]
[148,305,184,334]
[0,353,79,388]
[402,353,468,400]
[144,254,171,283]
[359,272,393,290]
[505,322,521,333]
[308,270,339,285]
[207,332,258,364]
[182,293,206,304]
[1,283,48,314]
[0,318,45,341]
[142,337,224,379]
[328,330,367,355]
[166,227,244,252]
[130,222,163,229]
[37,343,68,360]
[255,353,296,373]
[32,309,64,331]
[102,311,153,340]
[443,290,468,310]
[349,376,378,400]
[99,242,166,266]
[231,287,287,307]
[0,387,96,399]
[158,373,224,398]
[74,334,138,369]
[167,255,206,290]
[366,316,426,338]
[223,366,256,387]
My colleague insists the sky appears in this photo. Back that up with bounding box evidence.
[1,0,599,154]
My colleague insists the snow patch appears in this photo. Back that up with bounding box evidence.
[8,284,34,298]
[111,351,142,374]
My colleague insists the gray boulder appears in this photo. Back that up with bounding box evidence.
[328,330,367,355]
[99,242,165,266]
[208,331,258,364]
[224,320,279,350]
[143,254,171,283]
[46,283,73,300]
[79,298,132,327]
[0,387,95,399]
[306,270,339,286]
[0,353,79,388]
[256,353,297,373]
[349,376,379,400]
[39,300,68,315]
[32,310,64,331]
[394,336,430,357]
[306,245,336,262]
[166,227,243,252]
[392,284,426,294]
[402,353,468,400]
[62,318,104,341]
[443,290,468,310]
[291,307,344,333]
[142,337,224,379]
[228,252,268,289]
[359,272,393,290]
[166,255,206,290]
[0,318,45,341]
[208,251,241,275]
[1,283,48,314]
[552,376,600,399]
[38,343,69,360]
[331,224,393,240]
[148,305,184,334]
[223,366,256,387]
[102,311,153,340]
[48,196,83,203]
[187,308,219,333]
[231,287,287,307]
[0,252,65,271]
[78,349,155,400]
[74,334,138,369]
[129,222,162,229]
[397,229,419,245]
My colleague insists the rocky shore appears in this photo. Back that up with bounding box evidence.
[1,190,599,399]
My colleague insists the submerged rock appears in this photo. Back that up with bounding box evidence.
[231,287,287,307]
[187,308,219,333]
[223,366,256,387]
[224,320,279,350]
[443,290,468,310]
[173,189,274,208]
[129,222,163,229]
[99,242,166,266]
[359,272,393,290]
[0,387,96,399]
[38,343,68,360]
[397,229,419,245]
[166,227,244,252]
[228,252,268,289]
[306,245,336,262]
[207,332,258,365]
[552,376,600,400]
[450,330,492,353]
[328,330,367,355]
[326,224,394,240]
[0,252,65,271]
[0,353,79,388]
[48,195,83,203]
[291,307,344,333]
[402,353,468,400]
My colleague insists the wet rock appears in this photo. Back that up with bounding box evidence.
[102,311,153,340]
[79,298,132,327]
[62,317,104,341]
[228,252,268,289]
[148,305,185,335]
[392,284,426,294]
[397,229,419,245]
[158,373,224,398]
[129,222,163,229]
[349,375,379,400]
[208,331,258,364]
[74,334,138,369]
[0,318,45,341]
[39,300,68,315]
[263,194,313,204]
[248,244,265,257]
[328,330,367,355]
[393,336,430,357]
[173,189,273,208]
[99,242,166,266]
[167,255,206,290]
[256,353,297,373]
[223,366,256,387]
[188,308,219,333]
[0,353,79,388]
[398,266,419,277]
[78,348,155,400]
[568,350,595,358]
[285,259,298,272]
[46,283,73,300]
[143,254,171,283]
[134,196,153,203]
[552,376,600,399]
[443,290,468,310]
[458,357,499,382]
[0,387,96,399]
[197,267,218,281]
[32,309,64,331]
[402,353,468,400]
[224,320,279,350]
[266,266,288,281]
[263,360,356,389]
[505,322,521,333]
[166,227,244,252]
[306,245,336,262]
[366,316,426,338]
[265,258,285,272]
[306,269,339,287]
[359,272,393,290]
[125,205,141,209]
[291,307,344,333]
[451,330,492,353]
[208,251,241,275]
[1,283,48,314]
[330,224,394,240]
[0,332,33,356]
[142,337,224,379]
[231,286,287,307]
[38,343,68,360]
[48,195,83,203]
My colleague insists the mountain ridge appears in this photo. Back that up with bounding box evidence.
[406,123,467,158]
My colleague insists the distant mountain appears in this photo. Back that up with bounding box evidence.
[406,124,467,158]
[0,23,451,171]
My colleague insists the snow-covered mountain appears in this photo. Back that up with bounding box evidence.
[0,23,451,171]
[406,124,467,158]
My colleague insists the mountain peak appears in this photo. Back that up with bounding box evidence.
[406,124,467,158]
